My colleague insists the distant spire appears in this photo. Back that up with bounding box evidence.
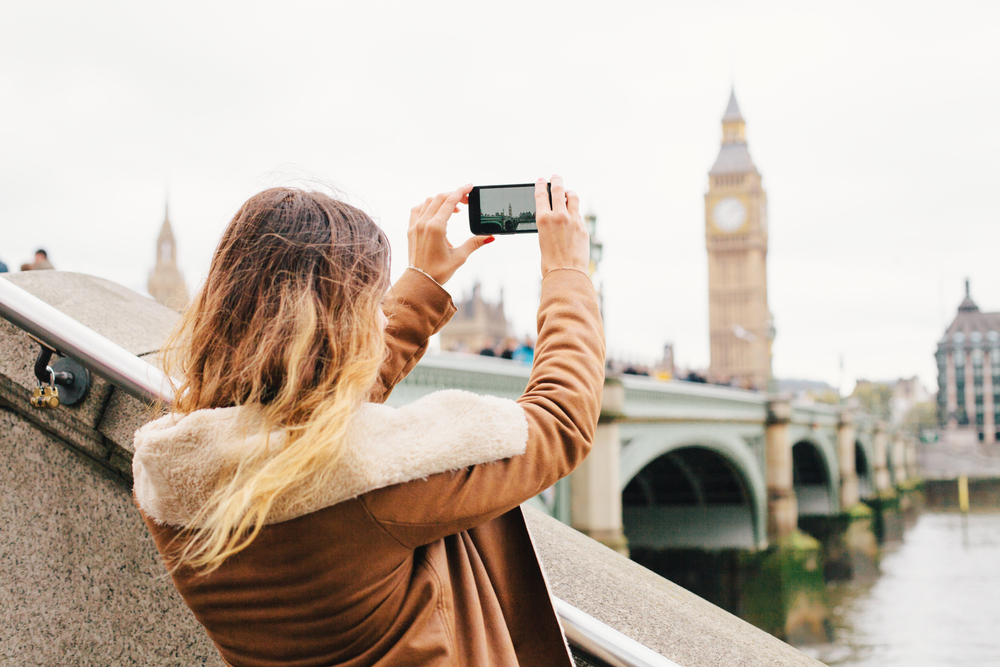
[157,201,175,244]
[149,198,188,311]
[959,278,979,312]
[722,88,743,123]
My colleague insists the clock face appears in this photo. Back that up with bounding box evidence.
[713,198,746,233]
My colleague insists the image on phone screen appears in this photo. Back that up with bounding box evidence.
[469,183,550,235]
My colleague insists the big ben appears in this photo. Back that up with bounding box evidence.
[705,89,772,390]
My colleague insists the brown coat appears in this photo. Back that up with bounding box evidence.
[135,267,605,666]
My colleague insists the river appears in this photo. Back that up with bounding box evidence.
[800,512,1000,666]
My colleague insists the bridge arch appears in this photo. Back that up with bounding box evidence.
[855,431,875,500]
[620,432,766,549]
[792,435,840,516]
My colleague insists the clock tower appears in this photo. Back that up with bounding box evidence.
[705,89,772,390]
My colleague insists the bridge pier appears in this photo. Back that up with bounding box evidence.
[765,399,797,541]
[896,436,924,527]
[799,410,879,581]
[738,398,828,644]
[799,410,879,582]
[863,421,904,543]
[570,378,628,555]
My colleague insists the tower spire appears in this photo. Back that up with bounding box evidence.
[722,87,743,123]
[959,278,979,312]
[721,88,746,145]
[148,199,188,311]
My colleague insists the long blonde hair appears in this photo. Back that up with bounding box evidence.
[160,187,390,573]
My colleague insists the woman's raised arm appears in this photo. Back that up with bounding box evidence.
[362,176,605,546]
[370,185,494,402]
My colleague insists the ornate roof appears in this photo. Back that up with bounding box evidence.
[942,281,1000,343]
[710,88,757,175]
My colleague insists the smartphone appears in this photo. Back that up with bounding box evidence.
[468,183,551,235]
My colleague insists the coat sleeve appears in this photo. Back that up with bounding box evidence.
[369,268,457,404]
[362,269,605,549]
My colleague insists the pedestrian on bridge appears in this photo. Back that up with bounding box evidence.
[132,176,605,667]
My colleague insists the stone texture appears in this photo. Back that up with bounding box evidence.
[0,377,110,472]
[98,353,169,456]
[0,410,223,666]
[523,505,824,667]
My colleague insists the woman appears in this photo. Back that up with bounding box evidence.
[133,176,605,666]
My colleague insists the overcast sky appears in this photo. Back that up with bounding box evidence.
[3,1,998,393]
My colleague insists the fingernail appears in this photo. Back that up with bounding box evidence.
[483,237,495,245]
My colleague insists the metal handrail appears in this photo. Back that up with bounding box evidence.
[0,275,681,667]
[554,597,681,667]
[0,277,173,405]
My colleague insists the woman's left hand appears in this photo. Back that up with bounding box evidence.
[408,184,493,285]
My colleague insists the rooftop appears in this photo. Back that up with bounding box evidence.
[710,143,757,175]
[942,280,1000,343]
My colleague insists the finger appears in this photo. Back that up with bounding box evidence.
[534,178,551,215]
[430,187,467,226]
[421,192,451,224]
[411,197,433,229]
[410,199,429,229]
[550,174,567,214]
[566,190,581,218]
[456,234,494,261]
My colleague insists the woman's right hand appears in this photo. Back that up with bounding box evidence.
[535,175,590,276]
[408,184,493,286]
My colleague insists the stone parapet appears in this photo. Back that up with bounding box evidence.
[525,506,824,667]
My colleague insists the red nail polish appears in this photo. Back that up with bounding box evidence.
[483,237,495,244]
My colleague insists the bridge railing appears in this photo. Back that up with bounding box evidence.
[0,275,681,667]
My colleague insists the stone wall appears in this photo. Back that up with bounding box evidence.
[0,410,223,666]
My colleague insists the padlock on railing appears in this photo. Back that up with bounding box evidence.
[27,343,88,410]
[30,367,61,409]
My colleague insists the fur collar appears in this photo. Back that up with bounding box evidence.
[133,389,528,527]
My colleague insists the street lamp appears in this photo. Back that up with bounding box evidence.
[585,213,603,277]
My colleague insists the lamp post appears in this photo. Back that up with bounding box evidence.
[585,213,603,278]
[584,214,604,322]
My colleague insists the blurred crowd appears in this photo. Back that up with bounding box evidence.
[0,249,55,273]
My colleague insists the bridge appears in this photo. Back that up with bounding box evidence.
[1,271,925,664]
[390,352,916,553]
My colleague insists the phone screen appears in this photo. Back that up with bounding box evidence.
[468,183,550,235]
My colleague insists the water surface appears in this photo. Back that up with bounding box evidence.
[801,512,1000,666]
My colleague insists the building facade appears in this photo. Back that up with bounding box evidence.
[439,281,509,353]
[936,280,1000,442]
[705,90,773,390]
[147,204,188,311]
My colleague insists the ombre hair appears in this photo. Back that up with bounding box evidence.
[160,187,390,573]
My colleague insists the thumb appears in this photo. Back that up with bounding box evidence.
[457,235,494,261]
